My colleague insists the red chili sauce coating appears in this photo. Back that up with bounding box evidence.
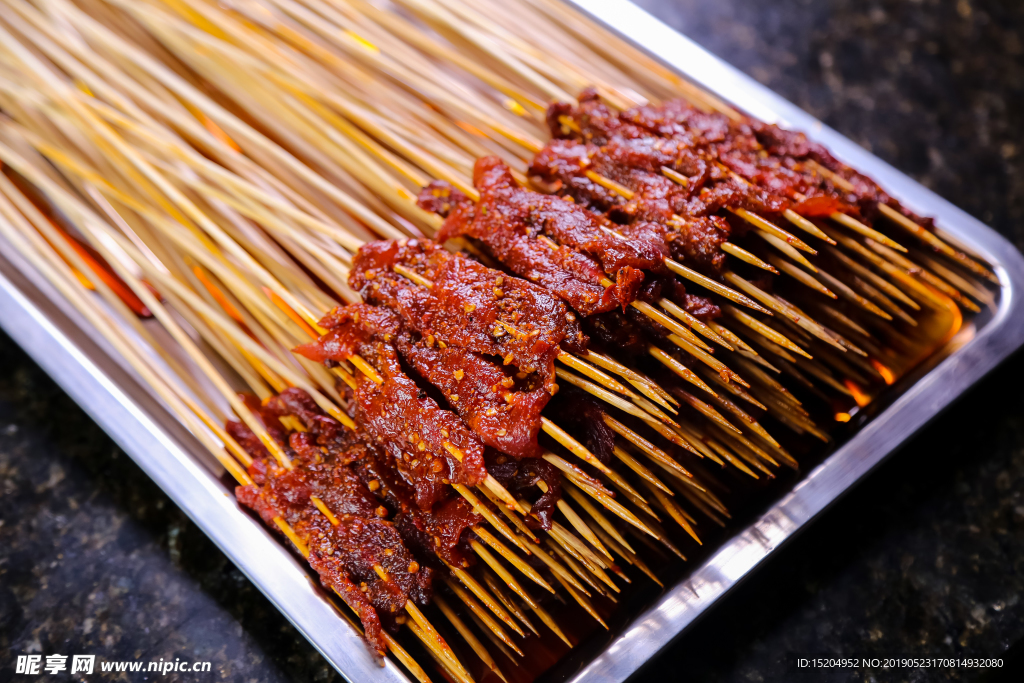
[350,238,588,377]
[397,334,551,459]
[229,390,433,656]
[550,88,933,230]
[293,304,487,510]
[421,157,667,316]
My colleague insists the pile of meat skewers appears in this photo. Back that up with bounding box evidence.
[0,0,995,676]
[222,92,993,668]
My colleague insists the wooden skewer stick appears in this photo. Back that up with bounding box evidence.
[541,452,613,494]
[627,297,712,351]
[728,207,816,254]
[813,268,893,321]
[0,206,256,488]
[433,595,508,683]
[541,417,613,475]
[611,446,674,497]
[444,579,524,656]
[544,547,608,629]
[477,486,539,543]
[404,617,472,683]
[723,305,812,359]
[708,321,772,366]
[537,480,613,561]
[555,367,671,427]
[816,226,924,310]
[640,480,701,544]
[453,484,532,556]
[471,543,541,635]
[751,233,816,275]
[697,377,780,449]
[603,415,693,480]
[723,272,847,351]
[910,249,990,308]
[767,255,836,298]
[697,363,768,411]
[542,517,619,591]
[473,526,553,593]
[824,249,919,325]
[575,349,678,410]
[564,483,634,553]
[599,467,660,520]
[441,559,525,638]
[592,524,662,587]
[721,241,778,273]
[829,210,909,253]
[783,209,835,244]
[657,298,733,350]
[442,443,522,512]
[556,351,637,398]
[524,537,591,597]
[864,239,973,309]
[545,537,613,599]
[671,387,744,436]
[648,346,717,398]
[578,349,677,407]
[529,599,573,647]
[481,574,539,643]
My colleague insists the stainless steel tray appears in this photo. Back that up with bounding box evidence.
[1,1,1023,682]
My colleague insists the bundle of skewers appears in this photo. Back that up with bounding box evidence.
[0,0,996,681]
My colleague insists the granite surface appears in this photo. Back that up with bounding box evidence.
[1,1,1023,682]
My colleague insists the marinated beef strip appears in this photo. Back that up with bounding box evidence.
[229,392,432,656]
[398,335,550,459]
[531,137,736,273]
[555,89,930,228]
[354,450,483,567]
[293,304,487,510]
[423,178,613,316]
[265,389,477,575]
[424,156,667,316]
[537,94,816,274]
[552,89,819,206]
[350,238,588,374]
[485,449,563,531]
[747,121,933,226]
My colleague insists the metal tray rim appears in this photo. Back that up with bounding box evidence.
[0,3,1022,683]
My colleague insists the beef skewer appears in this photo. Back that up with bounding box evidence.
[549,91,994,287]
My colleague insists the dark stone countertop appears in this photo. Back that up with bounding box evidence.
[1,1,1023,682]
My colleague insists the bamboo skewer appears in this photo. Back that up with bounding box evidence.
[433,595,508,683]
[442,561,526,640]
[482,571,539,637]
